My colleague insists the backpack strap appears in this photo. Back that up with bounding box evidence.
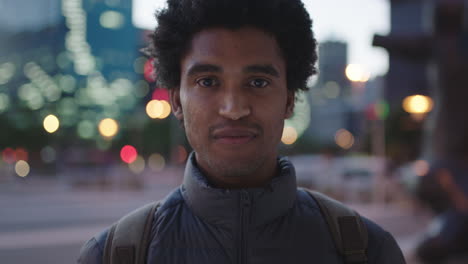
[304,189,368,264]
[103,201,161,264]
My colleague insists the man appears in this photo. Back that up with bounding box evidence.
[79,0,406,263]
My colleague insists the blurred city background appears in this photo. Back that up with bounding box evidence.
[1,0,468,263]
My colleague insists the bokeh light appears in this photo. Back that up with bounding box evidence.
[98,118,119,138]
[335,129,355,150]
[323,81,340,99]
[413,160,430,177]
[402,95,433,114]
[77,120,95,139]
[15,148,28,162]
[0,93,10,113]
[43,114,60,133]
[120,145,138,164]
[2,148,16,164]
[152,88,169,101]
[148,153,166,172]
[159,100,171,119]
[18,83,45,110]
[144,58,155,82]
[366,101,390,120]
[146,100,164,119]
[135,80,150,98]
[40,146,56,163]
[63,0,96,75]
[99,11,125,29]
[128,155,145,174]
[133,57,146,74]
[281,126,298,145]
[0,62,15,85]
[345,64,370,82]
[58,74,77,93]
[96,138,112,151]
[15,160,30,177]
[146,100,171,119]
[284,91,311,141]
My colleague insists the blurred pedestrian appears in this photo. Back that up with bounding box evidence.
[416,158,468,263]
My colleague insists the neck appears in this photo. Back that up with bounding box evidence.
[195,154,279,189]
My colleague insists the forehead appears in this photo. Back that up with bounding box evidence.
[182,27,285,72]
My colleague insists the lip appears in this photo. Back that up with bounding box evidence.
[212,127,259,145]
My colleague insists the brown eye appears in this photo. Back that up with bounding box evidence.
[250,79,269,88]
[197,78,218,87]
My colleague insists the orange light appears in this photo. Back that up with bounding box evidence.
[281,126,298,145]
[159,100,171,119]
[146,100,164,119]
[98,118,119,138]
[335,129,354,150]
[402,95,433,114]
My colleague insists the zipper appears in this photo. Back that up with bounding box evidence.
[239,190,250,264]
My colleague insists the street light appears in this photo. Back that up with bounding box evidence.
[98,118,119,139]
[345,64,370,83]
[402,95,433,121]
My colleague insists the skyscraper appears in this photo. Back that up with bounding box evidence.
[317,41,349,91]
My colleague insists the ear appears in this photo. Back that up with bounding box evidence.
[285,91,295,119]
[169,88,184,121]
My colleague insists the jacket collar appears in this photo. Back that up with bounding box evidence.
[181,152,297,227]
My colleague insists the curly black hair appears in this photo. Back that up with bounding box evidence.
[145,0,317,93]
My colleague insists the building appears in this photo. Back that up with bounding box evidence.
[306,41,352,146]
[0,0,149,149]
[373,0,432,110]
[317,41,350,91]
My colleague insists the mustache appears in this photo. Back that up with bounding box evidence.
[209,121,263,136]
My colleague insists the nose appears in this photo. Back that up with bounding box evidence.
[218,90,251,120]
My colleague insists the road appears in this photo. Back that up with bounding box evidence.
[0,169,430,264]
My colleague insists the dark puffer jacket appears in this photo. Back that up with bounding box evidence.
[78,154,406,263]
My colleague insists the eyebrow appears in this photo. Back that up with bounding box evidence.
[187,63,222,76]
[243,64,279,77]
[186,63,280,78]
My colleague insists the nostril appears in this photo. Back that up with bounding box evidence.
[219,105,251,120]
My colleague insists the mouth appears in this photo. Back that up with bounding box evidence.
[212,128,259,145]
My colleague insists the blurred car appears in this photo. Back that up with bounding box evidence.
[290,154,384,202]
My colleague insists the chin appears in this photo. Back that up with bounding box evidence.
[203,152,266,178]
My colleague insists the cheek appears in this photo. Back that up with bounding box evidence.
[181,99,207,141]
[257,104,287,139]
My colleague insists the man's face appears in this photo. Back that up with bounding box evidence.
[171,27,294,182]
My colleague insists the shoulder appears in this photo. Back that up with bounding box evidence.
[77,187,184,264]
[295,189,406,263]
[362,217,406,263]
[77,228,108,264]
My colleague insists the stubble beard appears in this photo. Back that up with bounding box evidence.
[195,148,268,181]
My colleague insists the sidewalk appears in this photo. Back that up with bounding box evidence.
[1,171,431,263]
[350,202,431,263]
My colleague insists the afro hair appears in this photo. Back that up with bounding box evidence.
[144,0,318,93]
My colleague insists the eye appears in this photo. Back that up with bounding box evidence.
[196,77,218,87]
[249,78,269,88]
